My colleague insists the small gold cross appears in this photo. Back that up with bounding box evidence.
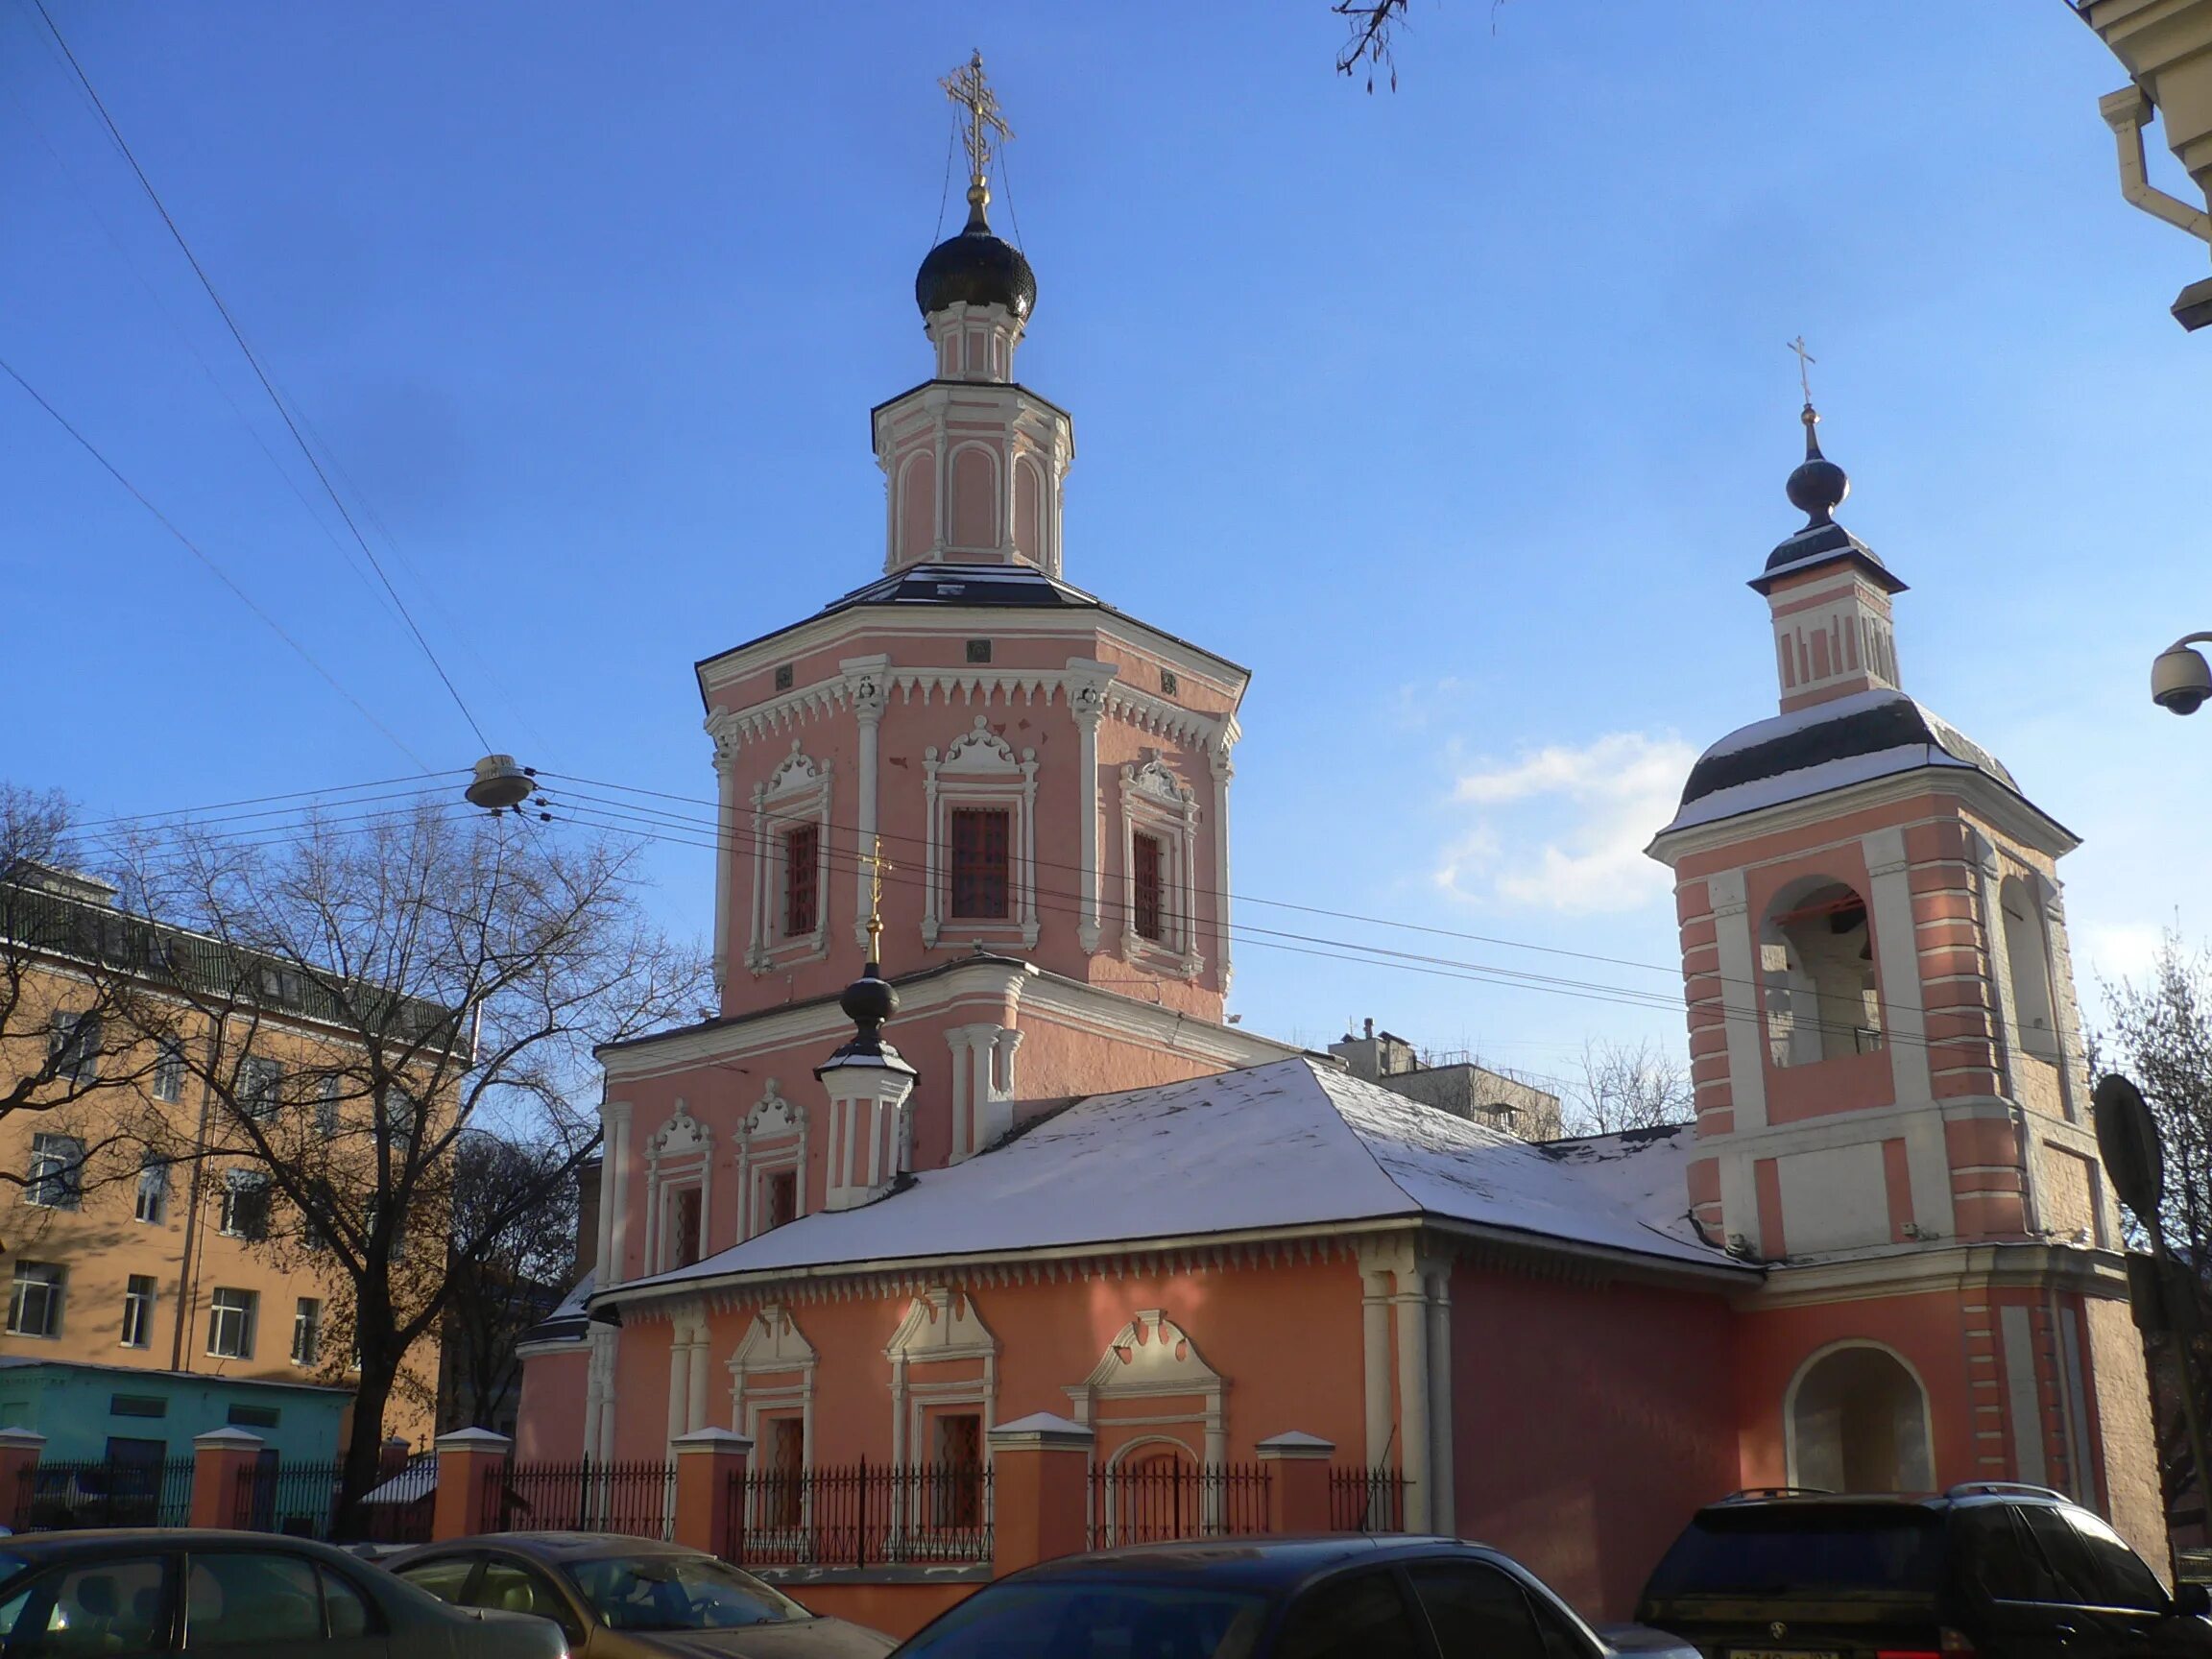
[1787,335,1816,406]
[857,834,894,962]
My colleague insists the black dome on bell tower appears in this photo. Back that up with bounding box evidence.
[916,189,1036,321]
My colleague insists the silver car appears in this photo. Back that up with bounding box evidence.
[389,1532,896,1657]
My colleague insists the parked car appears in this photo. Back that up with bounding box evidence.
[891,1534,1696,1659]
[1636,1484,2212,1659]
[387,1532,896,1655]
[0,1527,567,1654]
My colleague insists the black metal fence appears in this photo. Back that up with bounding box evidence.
[1329,1467,1411,1532]
[488,1459,675,1541]
[1088,1461,1272,1549]
[222,1459,432,1545]
[725,1461,994,1568]
[13,1457,194,1532]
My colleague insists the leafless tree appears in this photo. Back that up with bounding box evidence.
[1561,1035,1694,1137]
[0,785,182,1219]
[2095,933,2212,1527]
[121,805,709,1531]
[439,1130,583,1434]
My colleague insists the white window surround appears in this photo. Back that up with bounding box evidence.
[207,1286,257,1360]
[737,1082,807,1242]
[1117,757,1203,978]
[885,1289,998,1472]
[1069,1311,1227,1542]
[727,1304,816,1534]
[643,1102,711,1277]
[745,743,832,976]
[923,717,1040,951]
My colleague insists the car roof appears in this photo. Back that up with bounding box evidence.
[1692,1485,2081,1521]
[1005,1534,1487,1591]
[397,1531,707,1564]
[0,1530,372,1565]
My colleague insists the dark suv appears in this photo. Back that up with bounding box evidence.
[1637,1485,2212,1659]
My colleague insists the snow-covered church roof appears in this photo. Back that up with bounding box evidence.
[1653,687,2048,839]
[606,1057,1743,1310]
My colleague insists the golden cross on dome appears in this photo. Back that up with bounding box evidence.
[857,834,894,963]
[941,50,1013,190]
[1787,335,1817,406]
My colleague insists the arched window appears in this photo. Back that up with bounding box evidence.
[2000,875,2060,1063]
[1788,1343,1934,1492]
[1762,880,1883,1067]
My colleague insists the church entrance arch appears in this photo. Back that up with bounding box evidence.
[1786,1341,1935,1492]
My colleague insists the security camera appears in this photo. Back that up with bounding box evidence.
[2152,638,2212,716]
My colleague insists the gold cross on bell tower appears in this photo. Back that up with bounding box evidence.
[1787,335,1817,407]
[941,50,1013,195]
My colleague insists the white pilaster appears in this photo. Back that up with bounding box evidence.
[1392,1262,1432,1532]
[1707,871,1768,1133]
[1863,828,1933,1106]
[605,1101,633,1288]
[1067,661,1116,953]
[1210,746,1235,993]
[710,733,736,991]
[1359,1266,1392,1475]
[1424,1262,1454,1534]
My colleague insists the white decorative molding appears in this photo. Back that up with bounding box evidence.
[746,741,832,975]
[727,1303,816,1472]
[1070,1311,1228,1537]
[1118,753,1203,979]
[644,1101,712,1277]
[947,1023,1022,1162]
[743,1079,804,1142]
[648,1100,711,1162]
[923,717,1041,951]
[886,1289,1000,1472]
[737,1080,807,1243]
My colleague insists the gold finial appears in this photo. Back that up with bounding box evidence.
[858,834,894,967]
[940,49,1014,214]
[1787,335,1817,410]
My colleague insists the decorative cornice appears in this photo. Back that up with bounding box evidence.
[1649,766,2080,870]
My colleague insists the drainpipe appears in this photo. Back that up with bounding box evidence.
[168,1013,225,1376]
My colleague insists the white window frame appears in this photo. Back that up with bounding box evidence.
[1118,757,1203,977]
[152,1036,188,1104]
[121,1275,156,1350]
[207,1287,257,1360]
[133,1156,169,1225]
[238,1056,285,1120]
[291,1297,322,1366]
[643,1103,711,1276]
[737,1083,807,1242]
[923,718,1039,951]
[8,1263,62,1338]
[26,1134,84,1212]
[48,1012,98,1086]
[745,744,832,975]
[219,1170,272,1240]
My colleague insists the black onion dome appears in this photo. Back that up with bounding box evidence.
[915,196,1036,320]
[840,969,898,1031]
[1786,404,1849,524]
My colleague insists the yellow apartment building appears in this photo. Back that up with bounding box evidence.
[0,862,439,1463]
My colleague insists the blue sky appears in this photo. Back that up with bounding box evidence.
[2,2,2205,1099]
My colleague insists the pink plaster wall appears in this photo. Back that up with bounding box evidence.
[514,1350,589,1461]
[1449,1264,1738,1621]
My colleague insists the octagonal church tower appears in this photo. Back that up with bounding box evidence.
[1647,405,2165,1561]
[527,68,1309,1471]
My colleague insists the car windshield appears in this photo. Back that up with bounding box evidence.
[900,1582,1271,1659]
[1645,1509,1948,1599]
[565,1554,807,1632]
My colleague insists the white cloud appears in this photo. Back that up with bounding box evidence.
[1434,732,1697,915]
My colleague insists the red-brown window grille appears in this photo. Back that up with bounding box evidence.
[783,825,819,937]
[949,809,1010,919]
[762,1167,797,1233]
[1133,832,1165,942]
[671,1186,703,1269]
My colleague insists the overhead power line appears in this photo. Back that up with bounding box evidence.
[32,0,494,756]
[0,355,432,772]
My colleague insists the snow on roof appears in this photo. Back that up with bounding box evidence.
[613,1058,1740,1303]
[1656,740,1978,835]
[1692,687,1915,763]
[1534,1123,1711,1251]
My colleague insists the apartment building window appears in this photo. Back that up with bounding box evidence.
[48,1012,99,1086]
[8,1263,63,1338]
[783,824,820,938]
[950,808,1010,920]
[238,1056,284,1119]
[315,1074,342,1137]
[206,1288,256,1360]
[153,1036,188,1104]
[133,1156,170,1225]
[120,1276,156,1350]
[291,1298,322,1367]
[26,1134,84,1212]
[219,1171,272,1241]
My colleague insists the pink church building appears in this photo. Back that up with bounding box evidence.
[513,123,2163,1626]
